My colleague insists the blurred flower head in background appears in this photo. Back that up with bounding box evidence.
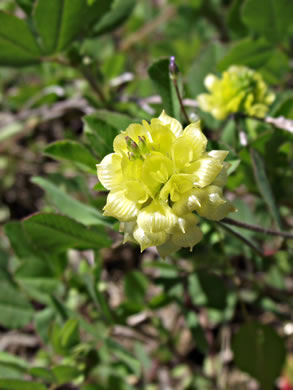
[97,111,235,257]
[198,65,275,120]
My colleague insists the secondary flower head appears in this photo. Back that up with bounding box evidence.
[198,65,275,120]
[97,111,235,257]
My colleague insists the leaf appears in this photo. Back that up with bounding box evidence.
[0,11,41,66]
[217,38,273,71]
[83,114,120,159]
[4,221,37,258]
[0,352,28,376]
[83,273,114,324]
[23,213,111,252]
[242,0,293,44]
[106,338,141,376]
[232,321,286,390]
[32,177,108,226]
[0,379,46,390]
[87,109,135,131]
[185,312,208,354]
[44,140,97,174]
[250,148,282,229]
[52,365,80,385]
[124,271,148,306]
[29,367,56,383]
[226,0,248,36]
[15,257,59,302]
[187,42,225,96]
[0,282,34,329]
[59,319,80,350]
[33,0,114,54]
[188,271,228,310]
[148,58,180,120]
[35,308,56,343]
[93,0,136,36]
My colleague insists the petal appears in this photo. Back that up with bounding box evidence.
[134,226,168,252]
[121,157,144,181]
[158,110,183,137]
[184,157,223,188]
[172,122,207,169]
[142,152,174,197]
[160,174,194,202]
[156,239,181,258]
[113,124,150,156]
[120,221,136,243]
[103,190,139,221]
[170,212,200,234]
[124,180,149,204]
[137,200,177,234]
[97,153,123,191]
[204,74,218,90]
[148,119,176,154]
[213,162,230,187]
[195,185,236,221]
[172,189,201,216]
[171,223,203,250]
[113,131,128,156]
[206,150,229,162]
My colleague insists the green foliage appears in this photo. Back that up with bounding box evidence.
[1,0,293,389]
[233,321,286,389]
[148,58,181,120]
[44,140,97,174]
[0,12,41,66]
[242,0,293,43]
[23,213,111,252]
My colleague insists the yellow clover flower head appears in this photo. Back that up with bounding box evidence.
[97,111,235,257]
[198,65,275,120]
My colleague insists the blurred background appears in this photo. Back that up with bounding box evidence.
[0,0,293,389]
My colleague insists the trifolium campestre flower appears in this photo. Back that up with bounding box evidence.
[97,111,235,257]
[198,65,275,120]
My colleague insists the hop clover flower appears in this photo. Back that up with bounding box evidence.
[97,111,235,257]
[198,65,275,120]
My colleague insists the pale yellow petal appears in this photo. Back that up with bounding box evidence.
[121,157,144,181]
[170,213,200,234]
[120,221,136,243]
[213,162,230,187]
[172,189,201,216]
[113,132,128,156]
[134,226,168,251]
[172,123,207,169]
[204,74,218,91]
[206,150,229,162]
[124,180,149,204]
[142,152,174,196]
[160,174,194,202]
[103,190,139,221]
[195,185,235,221]
[158,110,183,137]
[137,200,177,234]
[171,223,203,250]
[148,119,176,154]
[97,153,123,191]
[156,239,181,258]
[184,157,223,188]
